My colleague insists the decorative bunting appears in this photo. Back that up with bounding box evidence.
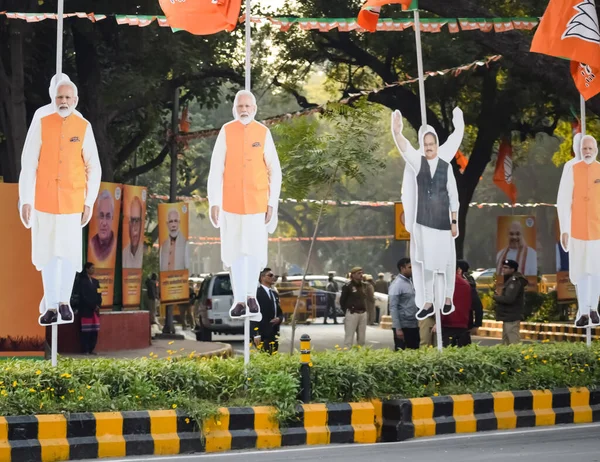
[0,11,540,34]
[176,55,502,143]
[148,193,557,209]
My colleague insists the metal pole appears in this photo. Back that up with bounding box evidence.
[580,95,592,347]
[299,334,312,403]
[51,0,65,368]
[413,10,427,127]
[241,0,252,367]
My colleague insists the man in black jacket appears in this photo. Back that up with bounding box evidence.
[76,262,102,355]
[252,268,284,354]
[494,259,528,345]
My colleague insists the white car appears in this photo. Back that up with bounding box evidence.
[282,275,388,317]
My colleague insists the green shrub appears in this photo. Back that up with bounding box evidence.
[0,342,599,422]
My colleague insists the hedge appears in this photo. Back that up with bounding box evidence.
[1,342,599,423]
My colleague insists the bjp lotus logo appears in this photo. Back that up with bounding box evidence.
[563,0,600,44]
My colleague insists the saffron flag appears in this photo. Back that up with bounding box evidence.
[530,0,600,100]
[158,0,242,35]
[357,0,418,32]
[455,150,468,173]
[493,139,517,205]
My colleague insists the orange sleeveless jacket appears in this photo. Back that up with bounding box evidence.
[572,161,600,240]
[159,0,242,35]
[35,112,87,214]
[222,121,269,215]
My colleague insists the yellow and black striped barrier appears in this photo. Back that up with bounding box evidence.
[0,403,377,461]
[380,387,600,442]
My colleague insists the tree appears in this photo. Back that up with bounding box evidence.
[273,101,385,351]
[267,0,594,257]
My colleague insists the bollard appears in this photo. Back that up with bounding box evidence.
[300,334,312,403]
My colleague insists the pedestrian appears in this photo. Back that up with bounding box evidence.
[364,274,376,325]
[340,267,368,348]
[252,268,284,354]
[494,259,527,345]
[179,283,196,330]
[435,262,472,347]
[374,273,389,294]
[76,262,102,355]
[145,273,161,329]
[457,260,483,345]
[419,316,435,348]
[388,258,420,350]
[324,273,339,324]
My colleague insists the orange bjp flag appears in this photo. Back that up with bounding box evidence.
[357,0,417,32]
[455,150,468,173]
[158,0,243,35]
[531,0,600,99]
[493,139,517,205]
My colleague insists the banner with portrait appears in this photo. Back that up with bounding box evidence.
[496,215,538,292]
[554,211,576,301]
[158,202,190,303]
[121,185,147,307]
[87,182,122,307]
[394,202,410,241]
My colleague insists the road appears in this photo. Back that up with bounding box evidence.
[75,423,600,462]
[207,319,502,355]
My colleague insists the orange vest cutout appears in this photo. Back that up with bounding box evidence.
[222,121,269,215]
[158,0,242,35]
[571,161,600,241]
[35,113,87,214]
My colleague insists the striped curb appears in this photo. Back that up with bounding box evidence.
[380,387,600,442]
[0,403,377,461]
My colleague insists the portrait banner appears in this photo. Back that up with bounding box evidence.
[496,215,538,292]
[158,202,190,303]
[122,185,147,307]
[87,182,122,307]
[394,202,410,241]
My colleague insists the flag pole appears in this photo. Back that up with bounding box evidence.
[413,8,442,352]
[580,94,592,347]
[243,0,252,367]
[51,0,65,368]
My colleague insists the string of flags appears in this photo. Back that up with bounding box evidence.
[187,235,395,245]
[149,193,557,209]
[177,54,502,142]
[0,11,540,34]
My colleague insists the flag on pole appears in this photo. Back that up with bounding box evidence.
[493,139,517,205]
[530,0,600,100]
[158,0,242,35]
[357,0,418,32]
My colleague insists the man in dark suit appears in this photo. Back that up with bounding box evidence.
[252,267,284,354]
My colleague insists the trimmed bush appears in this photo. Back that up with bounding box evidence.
[1,342,599,422]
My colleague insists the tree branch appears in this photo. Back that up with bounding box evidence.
[117,142,170,183]
[278,205,306,238]
[115,124,155,166]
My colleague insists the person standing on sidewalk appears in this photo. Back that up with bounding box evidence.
[435,263,471,347]
[389,258,420,350]
[76,263,102,355]
[364,274,377,325]
[340,267,368,348]
[324,273,339,324]
[457,260,483,345]
[494,259,527,345]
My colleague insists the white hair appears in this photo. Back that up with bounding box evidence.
[232,90,257,121]
[98,189,114,215]
[167,208,180,220]
[580,134,598,154]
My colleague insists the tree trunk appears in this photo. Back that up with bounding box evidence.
[289,170,338,353]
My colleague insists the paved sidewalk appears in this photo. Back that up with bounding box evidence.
[63,337,232,360]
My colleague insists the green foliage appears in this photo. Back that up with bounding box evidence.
[552,119,600,166]
[2,343,600,423]
[527,291,565,323]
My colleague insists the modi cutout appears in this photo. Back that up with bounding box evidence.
[207,90,282,319]
[557,134,600,327]
[391,107,463,321]
[18,74,102,326]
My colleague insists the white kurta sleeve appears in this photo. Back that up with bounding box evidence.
[439,116,465,164]
[556,162,574,246]
[82,123,102,208]
[395,139,422,174]
[18,115,42,208]
[207,128,227,210]
[264,129,282,208]
[447,164,459,212]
